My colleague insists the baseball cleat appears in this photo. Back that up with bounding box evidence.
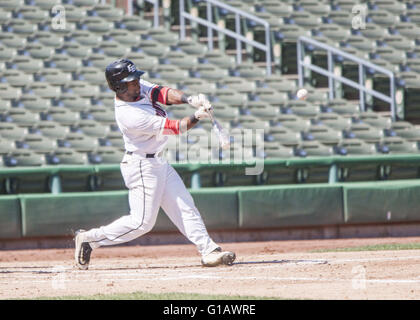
[201,247,236,267]
[74,229,92,270]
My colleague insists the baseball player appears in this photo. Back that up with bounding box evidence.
[74,59,236,270]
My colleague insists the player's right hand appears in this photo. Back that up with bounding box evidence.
[187,94,212,111]
[194,106,211,120]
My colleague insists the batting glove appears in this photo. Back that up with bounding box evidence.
[187,94,213,111]
[194,106,211,120]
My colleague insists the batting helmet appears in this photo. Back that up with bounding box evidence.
[105,59,145,93]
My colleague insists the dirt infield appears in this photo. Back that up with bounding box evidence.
[2,236,420,300]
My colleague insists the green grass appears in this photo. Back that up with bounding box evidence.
[28,291,283,300]
[311,242,420,253]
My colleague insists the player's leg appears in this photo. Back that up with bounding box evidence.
[75,159,166,269]
[160,164,235,266]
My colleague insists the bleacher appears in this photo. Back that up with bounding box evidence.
[1,0,420,190]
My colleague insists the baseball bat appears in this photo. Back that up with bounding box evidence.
[207,108,231,150]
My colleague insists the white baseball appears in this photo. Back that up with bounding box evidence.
[296,88,308,100]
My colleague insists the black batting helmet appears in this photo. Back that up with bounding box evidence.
[105,59,145,93]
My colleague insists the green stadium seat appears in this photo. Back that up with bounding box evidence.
[20,94,51,112]
[25,43,54,60]
[48,53,82,72]
[383,136,419,153]
[8,19,38,36]
[348,123,384,143]
[368,9,400,27]
[71,30,102,47]
[212,103,240,122]
[307,124,343,146]
[316,112,352,131]
[100,40,131,58]
[17,5,49,23]
[58,93,90,111]
[254,87,289,105]
[275,114,311,132]
[360,23,389,40]
[93,3,124,21]
[54,149,88,165]
[26,82,61,99]
[202,51,236,70]
[64,80,100,98]
[339,139,377,155]
[32,31,64,48]
[288,11,323,28]
[375,47,407,65]
[36,121,69,139]
[168,104,195,118]
[124,52,159,72]
[263,144,295,159]
[237,115,270,131]
[393,22,420,40]
[105,131,124,148]
[0,0,24,11]
[0,100,11,113]
[2,69,33,87]
[148,28,179,45]
[76,119,109,138]
[88,107,115,125]
[32,0,62,10]
[268,126,301,147]
[247,101,280,120]
[81,17,114,34]
[258,0,293,17]
[75,67,104,85]
[328,100,361,116]
[263,75,297,93]
[346,35,377,53]
[0,83,21,100]
[11,56,43,73]
[214,88,247,107]
[153,65,189,82]
[21,134,57,153]
[299,140,334,156]
[0,122,28,140]
[65,132,99,152]
[0,33,27,49]
[234,63,266,80]
[11,150,46,166]
[177,40,208,56]
[299,0,331,16]
[0,137,15,154]
[328,11,352,27]
[404,9,420,24]
[217,77,256,95]
[108,29,141,47]
[382,35,415,51]
[357,111,392,129]
[163,51,198,71]
[47,108,80,125]
[316,24,351,42]
[5,109,40,127]
[287,100,321,118]
[373,0,407,15]
[178,78,217,95]
[119,16,152,34]
[194,64,229,81]
[137,40,170,58]
[60,42,92,59]
[0,45,16,61]
[95,146,123,164]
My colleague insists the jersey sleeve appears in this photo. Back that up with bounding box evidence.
[140,79,171,105]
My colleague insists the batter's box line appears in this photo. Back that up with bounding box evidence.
[234,259,328,265]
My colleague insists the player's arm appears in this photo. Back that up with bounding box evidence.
[163,107,209,135]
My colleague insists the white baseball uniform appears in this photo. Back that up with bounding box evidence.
[82,79,220,256]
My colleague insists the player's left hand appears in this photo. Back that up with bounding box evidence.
[187,94,213,112]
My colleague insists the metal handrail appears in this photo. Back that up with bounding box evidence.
[179,0,272,75]
[297,36,397,120]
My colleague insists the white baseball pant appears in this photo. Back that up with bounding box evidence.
[83,153,220,256]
